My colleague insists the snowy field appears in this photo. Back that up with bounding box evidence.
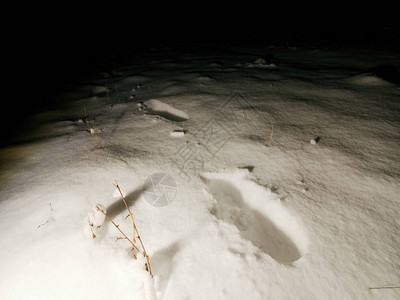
[0,43,399,299]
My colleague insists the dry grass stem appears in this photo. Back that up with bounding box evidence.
[96,206,141,255]
[37,202,54,228]
[266,124,274,147]
[37,220,49,228]
[114,182,152,276]
[369,286,400,290]
[95,183,152,276]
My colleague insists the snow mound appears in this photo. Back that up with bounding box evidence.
[79,85,109,96]
[91,85,109,94]
[242,58,278,69]
[346,73,393,86]
[144,99,189,121]
[170,129,186,138]
[310,136,321,145]
[201,170,308,263]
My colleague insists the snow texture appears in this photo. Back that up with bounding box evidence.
[0,44,399,300]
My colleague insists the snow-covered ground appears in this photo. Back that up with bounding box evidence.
[0,43,399,299]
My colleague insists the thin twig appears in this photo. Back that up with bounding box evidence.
[116,237,128,242]
[37,220,49,228]
[89,223,96,238]
[266,124,274,147]
[37,203,54,228]
[369,286,400,290]
[96,206,141,255]
[87,209,97,238]
[114,182,153,276]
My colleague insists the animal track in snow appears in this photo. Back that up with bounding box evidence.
[201,170,308,263]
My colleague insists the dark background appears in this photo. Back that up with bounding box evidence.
[3,7,399,145]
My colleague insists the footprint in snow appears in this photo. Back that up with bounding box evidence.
[201,170,308,264]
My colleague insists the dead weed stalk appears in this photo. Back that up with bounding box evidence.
[96,182,152,276]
